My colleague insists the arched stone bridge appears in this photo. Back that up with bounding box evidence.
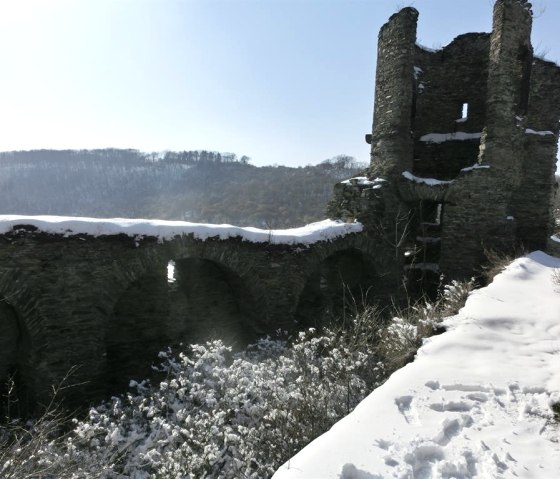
[5,0,560,413]
[0,217,399,408]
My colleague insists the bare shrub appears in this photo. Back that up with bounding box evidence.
[481,248,523,284]
[0,377,104,479]
[377,278,475,374]
[0,372,109,479]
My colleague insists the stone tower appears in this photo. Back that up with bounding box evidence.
[330,0,560,286]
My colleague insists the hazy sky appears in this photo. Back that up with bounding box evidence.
[0,0,558,167]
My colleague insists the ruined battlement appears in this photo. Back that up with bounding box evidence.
[331,0,560,283]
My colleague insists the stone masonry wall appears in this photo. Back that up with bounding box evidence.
[439,0,547,279]
[412,34,490,179]
[369,7,417,179]
[0,228,398,409]
[334,0,560,283]
[479,0,533,185]
[513,58,560,250]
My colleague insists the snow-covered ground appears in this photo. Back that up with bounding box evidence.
[0,215,362,245]
[273,251,560,479]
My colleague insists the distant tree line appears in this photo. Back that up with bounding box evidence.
[0,149,365,228]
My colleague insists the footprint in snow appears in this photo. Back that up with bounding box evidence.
[430,400,474,412]
[433,415,474,446]
[395,395,419,424]
[466,392,489,402]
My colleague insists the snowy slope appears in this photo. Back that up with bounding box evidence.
[273,251,560,479]
[0,215,362,245]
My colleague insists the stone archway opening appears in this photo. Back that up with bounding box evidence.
[295,249,381,329]
[0,297,31,415]
[167,257,258,349]
[106,272,170,394]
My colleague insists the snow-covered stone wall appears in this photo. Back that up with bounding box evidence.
[0,215,400,410]
[0,215,363,245]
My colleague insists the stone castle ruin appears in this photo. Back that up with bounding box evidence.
[1,0,559,410]
[330,0,560,290]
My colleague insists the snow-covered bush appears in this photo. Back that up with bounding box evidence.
[440,278,475,316]
[66,315,386,479]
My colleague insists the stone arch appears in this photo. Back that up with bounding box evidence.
[0,294,33,413]
[95,249,169,396]
[167,256,259,348]
[295,248,382,328]
[102,240,263,394]
[0,267,48,413]
[104,260,170,394]
[164,236,267,339]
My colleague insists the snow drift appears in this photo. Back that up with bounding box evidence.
[273,251,560,479]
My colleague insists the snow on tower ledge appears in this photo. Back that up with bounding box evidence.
[0,215,363,245]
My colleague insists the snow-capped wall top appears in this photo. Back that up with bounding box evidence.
[402,171,454,186]
[525,128,555,136]
[341,177,386,188]
[0,215,363,245]
[460,164,491,173]
[420,132,482,143]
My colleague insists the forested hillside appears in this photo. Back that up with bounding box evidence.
[0,149,365,228]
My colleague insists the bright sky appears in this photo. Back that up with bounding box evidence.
[0,0,558,167]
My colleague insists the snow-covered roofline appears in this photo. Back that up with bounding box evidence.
[420,132,482,143]
[341,177,386,189]
[525,128,555,136]
[401,171,454,186]
[0,215,363,245]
